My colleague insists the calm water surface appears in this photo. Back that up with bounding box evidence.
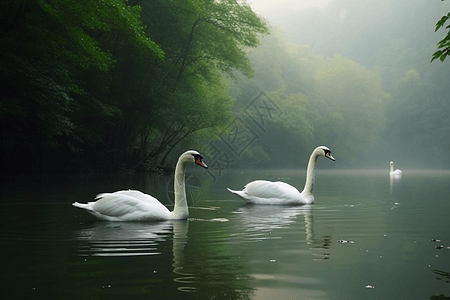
[1,169,450,299]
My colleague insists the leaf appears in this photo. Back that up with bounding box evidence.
[431,51,442,62]
[435,15,449,31]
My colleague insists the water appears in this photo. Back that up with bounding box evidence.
[1,169,450,299]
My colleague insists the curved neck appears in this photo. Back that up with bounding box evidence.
[172,159,189,219]
[302,151,319,195]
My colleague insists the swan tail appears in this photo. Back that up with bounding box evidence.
[227,188,246,198]
[72,202,94,211]
[227,188,239,194]
[227,188,254,203]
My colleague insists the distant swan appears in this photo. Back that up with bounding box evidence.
[227,146,335,205]
[72,150,207,221]
[389,161,402,175]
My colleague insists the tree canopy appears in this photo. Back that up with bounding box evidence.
[0,0,268,172]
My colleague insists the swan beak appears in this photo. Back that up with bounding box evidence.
[196,158,208,169]
[326,153,335,161]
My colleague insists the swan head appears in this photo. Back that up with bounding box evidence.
[180,150,208,168]
[316,146,335,161]
[390,161,394,166]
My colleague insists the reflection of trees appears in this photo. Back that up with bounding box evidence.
[177,219,255,300]
[430,295,450,300]
[430,269,450,299]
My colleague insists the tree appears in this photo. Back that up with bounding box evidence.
[432,0,450,62]
[0,0,163,171]
[99,0,269,169]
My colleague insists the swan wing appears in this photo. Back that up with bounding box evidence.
[107,190,160,204]
[228,180,303,205]
[76,193,171,221]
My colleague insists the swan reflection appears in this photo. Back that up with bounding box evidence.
[75,221,174,256]
[389,173,402,192]
[232,204,331,253]
[74,220,194,291]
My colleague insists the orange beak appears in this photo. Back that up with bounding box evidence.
[196,157,208,168]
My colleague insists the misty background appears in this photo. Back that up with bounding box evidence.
[1,0,449,173]
[232,0,450,169]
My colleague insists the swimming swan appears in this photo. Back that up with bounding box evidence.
[72,150,207,221]
[227,146,335,205]
[389,161,402,175]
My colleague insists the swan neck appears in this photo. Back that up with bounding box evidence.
[303,151,319,195]
[172,159,189,219]
[390,164,394,173]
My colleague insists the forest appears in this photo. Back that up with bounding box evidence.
[1,0,450,173]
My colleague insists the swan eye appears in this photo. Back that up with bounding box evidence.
[323,149,335,161]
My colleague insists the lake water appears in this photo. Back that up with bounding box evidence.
[1,169,450,299]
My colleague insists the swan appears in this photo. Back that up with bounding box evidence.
[227,146,335,205]
[389,161,402,175]
[72,150,207,221]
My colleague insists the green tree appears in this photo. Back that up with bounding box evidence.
[0,0,163,171]
[432,0,450,62]
[100,0,268,169]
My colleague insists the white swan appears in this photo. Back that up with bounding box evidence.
[227,146,335,205]
[72,150,207,221]
[389,161,402,175]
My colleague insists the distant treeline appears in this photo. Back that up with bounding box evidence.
[227,1,450,170]
[0,0,267,172]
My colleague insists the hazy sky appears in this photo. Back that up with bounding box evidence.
[249,0,335,14]
[247,0,446,65]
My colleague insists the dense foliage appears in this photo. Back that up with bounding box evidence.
[0,0,268,172]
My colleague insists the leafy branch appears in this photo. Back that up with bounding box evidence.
[432,1,450,62]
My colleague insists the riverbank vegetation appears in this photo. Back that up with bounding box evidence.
[0,0,267,172]
[1,0,449,173]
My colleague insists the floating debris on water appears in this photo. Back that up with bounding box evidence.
[210,218,229,222]
[365,285,375,289]
[435,245,444,250]
[431,239,441,242]
[337,240,354,244]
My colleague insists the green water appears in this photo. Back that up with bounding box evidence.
[0,169,449,299]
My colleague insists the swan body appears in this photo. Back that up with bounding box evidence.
[72,150,207,221]
[227,146,335,205]
[389,161,402,175]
